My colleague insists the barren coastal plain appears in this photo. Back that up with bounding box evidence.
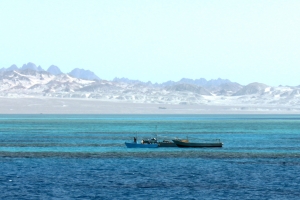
[0,97,299,114]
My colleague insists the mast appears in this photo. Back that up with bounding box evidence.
[155,125,158,141]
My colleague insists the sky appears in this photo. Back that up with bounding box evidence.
[0,0,300,86]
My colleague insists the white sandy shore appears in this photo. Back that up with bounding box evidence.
[0,97,299,114]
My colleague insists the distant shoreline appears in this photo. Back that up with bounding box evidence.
[0,97,299,114]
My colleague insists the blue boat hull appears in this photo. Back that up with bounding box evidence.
[125,142,158,148]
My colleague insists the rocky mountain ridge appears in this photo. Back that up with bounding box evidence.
[0,66,300,107]
[0,62,101,81]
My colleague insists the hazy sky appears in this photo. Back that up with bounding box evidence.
[1,0,299,86]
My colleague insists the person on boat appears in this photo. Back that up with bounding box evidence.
[134,137,137,143]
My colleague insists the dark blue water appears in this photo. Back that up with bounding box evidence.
[1,115,300,199]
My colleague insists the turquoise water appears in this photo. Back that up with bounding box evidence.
[1,115,300,199]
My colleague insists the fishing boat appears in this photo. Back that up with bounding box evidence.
[125,136,158,148]
[158,140,177,147]
[172,139,223,148]
[125,142,158,148]
[141,137,177,147]
[152,126,177,147]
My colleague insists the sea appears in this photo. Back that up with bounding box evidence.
[1,114,300,199]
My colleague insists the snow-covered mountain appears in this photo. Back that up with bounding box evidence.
[0,63,300,108]
[233,82,268,96]
[7,64,19,71]
[47,65,62,75]
[1,63,100,80]
[69,68,100,80]
[165,83,212,96]
[21,62,45,71]
[113,77,235,88]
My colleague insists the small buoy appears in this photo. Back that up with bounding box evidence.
[9,180,12,182]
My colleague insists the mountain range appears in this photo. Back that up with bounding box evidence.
[0,62,101,80]
[0,62,300,107]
